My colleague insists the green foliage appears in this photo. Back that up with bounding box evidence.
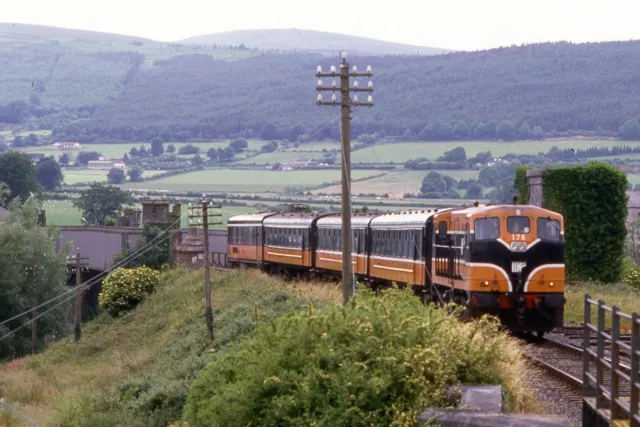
[99,266,160,317]
[514,166,533,204]
[72,183,132,225]
[542,162,628,282]
[113,223,171,270]
[127,165,144,182]
[0,197,70,358]
[0,152,39,202]
[107,167,126,184]
[184,287,515,427]
[622,268,640,289]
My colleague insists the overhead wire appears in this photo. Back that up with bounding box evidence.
[0,211,186,328]
[0,232,174,343]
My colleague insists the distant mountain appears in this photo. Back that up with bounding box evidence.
[0,22,151,44]
[179,28,449,55]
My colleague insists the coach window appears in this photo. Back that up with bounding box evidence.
[474,217,500,241]
[538,218,561,241]
[507,217,530,234]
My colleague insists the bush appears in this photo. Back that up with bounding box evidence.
[184,287,518,427]
[623,267,640,289]
[99,266,160,316]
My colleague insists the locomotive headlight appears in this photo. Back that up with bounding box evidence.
[480,281,489,286]
[510,242,527,252]
[549,282,554,287]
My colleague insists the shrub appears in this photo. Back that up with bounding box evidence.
[99,266,160,316]
[623,268,640,289]
[184,287,519,427]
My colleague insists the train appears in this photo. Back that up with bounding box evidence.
[226,202,565,334]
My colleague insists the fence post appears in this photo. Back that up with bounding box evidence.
[610,306,622,420]
[631,312,639,427]
[583,294,593,396]
[596,300,606,410]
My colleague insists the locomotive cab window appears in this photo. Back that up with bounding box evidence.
[474,217,500,241]
[538,218,561,241]
[507,217,530,234]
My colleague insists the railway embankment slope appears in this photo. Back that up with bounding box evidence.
[2,269,554,426]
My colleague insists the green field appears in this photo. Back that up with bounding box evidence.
[119,169,382,193]
[237,151,323,164]
[62,169,167,184]
[43,199,257,229]
[313,170,479,195]
[350,140,640,163]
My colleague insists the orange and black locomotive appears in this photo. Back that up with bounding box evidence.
[227,203,565,333]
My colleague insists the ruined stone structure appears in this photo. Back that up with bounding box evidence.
[526,169,543,206]
[116,207,142,227]
[173,227,205,268]
[141,200,181,230]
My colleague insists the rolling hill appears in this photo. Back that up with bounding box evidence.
[179,28,449,55]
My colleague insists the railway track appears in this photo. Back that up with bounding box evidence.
[519,328,634,411]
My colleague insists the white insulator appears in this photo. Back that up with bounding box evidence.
[353,80,359,88]
[317,65,322,73]
[317,94,323,102]
[317,79,323,88]
[352,65,357,73]
[367,95,373,103]
[368,80,373,88]
[330,65,336,73]
[331,93,337,102]
[353,95,359,103]
[367,65,372,73]
[332,80,337,88]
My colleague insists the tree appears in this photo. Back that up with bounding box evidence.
[112,223,171,270]
[129,147,139,157]
[151,137,164,156]
[453,122,469,140]
[107,168,126,184]
[167,144,176,153]
[260,123,279,140]
[36,157,64,190]
[76,151,102,166]
[128,166,144,182]
[123,153,130,163]
[518,122,531,139]
[439,146,467,163]
[139,145,148,157]
[465,183,483,199]
[230,138,248,153]
[497,120,517,140]
[0,182,10,206]
[261,142,277,153]
[73,183,132,225]
[159,127,173,142]
[420,171,447,194]
[619,119,640,140]
[178,144,199,155]
[58,153,70,165]
[0,141,6,153]
[192,154,204,165]
[468,151,493,165]
[0,197,70,358]
[0,152,39,202]
[531,125,545,139]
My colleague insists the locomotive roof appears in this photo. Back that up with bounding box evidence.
[228,212,275,224]
[370,210,439,227]
[450,204,562,218]
[263,212,332,227]
[316,213,378,228]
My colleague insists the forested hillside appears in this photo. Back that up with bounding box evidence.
[3,24,640,143]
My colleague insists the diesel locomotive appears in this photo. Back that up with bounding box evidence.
[227,203,565,333]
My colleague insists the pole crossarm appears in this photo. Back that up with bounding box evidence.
[316,88,374,93]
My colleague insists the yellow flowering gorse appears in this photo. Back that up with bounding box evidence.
[99,266,160,316]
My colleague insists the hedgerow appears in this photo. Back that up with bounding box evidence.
[542,162,628,282]
[99,266,160,316]
[184,287,520,427]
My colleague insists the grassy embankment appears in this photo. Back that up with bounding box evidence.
[0,270,538,426]
[564,281,640,330]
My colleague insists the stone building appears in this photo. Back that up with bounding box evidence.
[173,227,205,268]
[141,200,181,230]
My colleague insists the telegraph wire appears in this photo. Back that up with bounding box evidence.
[0,212,186,327]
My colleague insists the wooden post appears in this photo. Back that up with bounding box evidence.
[74,248,82,343]
[202,198,213,343]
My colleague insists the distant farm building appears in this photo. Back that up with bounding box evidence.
[293,158,312,168]
[53,142,82,149]
[111,159,126,168]
[87,160,116,170]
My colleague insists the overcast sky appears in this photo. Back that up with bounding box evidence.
[4,0,640,51]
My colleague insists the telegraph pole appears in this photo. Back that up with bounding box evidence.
[316,52,374,305]
[67,248,89,343]
[188,196,222,343]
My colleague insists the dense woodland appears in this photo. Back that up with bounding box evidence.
[3,37,640,142]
